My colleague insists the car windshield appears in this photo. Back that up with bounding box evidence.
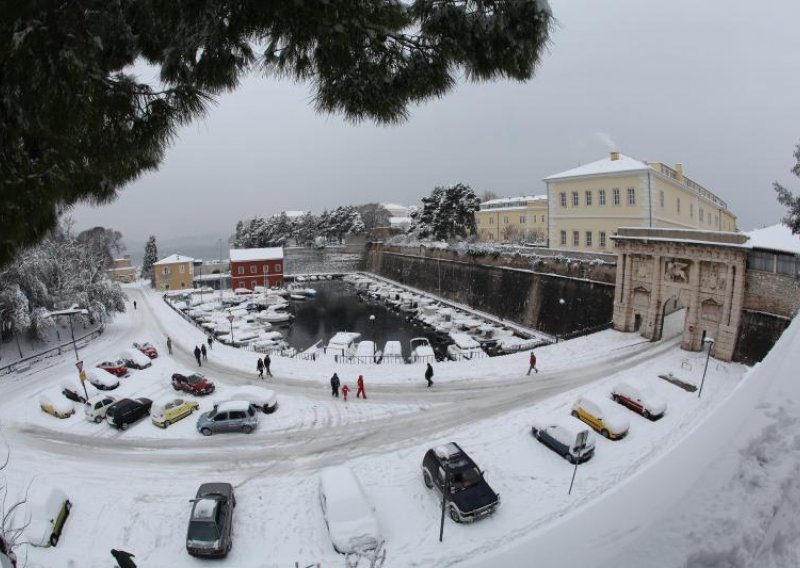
[451,468,482,490]
[187,375,201,384]
[187,520,218,542]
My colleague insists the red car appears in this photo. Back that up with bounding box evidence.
[133,342,159,359]
[172,373,215,396]
[97,359,129,377]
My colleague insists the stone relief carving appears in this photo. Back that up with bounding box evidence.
[664,260,689,283]
[633,257,650,281]
[701,262,726,291]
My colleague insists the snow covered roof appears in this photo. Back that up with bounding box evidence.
[283,210,307,218]
[745,224,800,255]
[153,254,195,266]
[543,153,650,181]
[481,195,547,207]
[229,247,284,262]
[389,217,412,226]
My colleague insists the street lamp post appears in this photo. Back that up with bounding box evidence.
[369,314,376,362]
[698,337,715,398]
[227,313,235,345]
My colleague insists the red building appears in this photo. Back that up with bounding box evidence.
[229,247,285,290]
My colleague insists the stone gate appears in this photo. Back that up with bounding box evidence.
[612,228,749,361]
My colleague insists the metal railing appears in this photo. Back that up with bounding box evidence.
[0,324,105,376]
[555,322,613,342]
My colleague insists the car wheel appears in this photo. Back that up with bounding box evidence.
[242,425,253,434]
[449,506,461,523]
[49,533,59,547]
[164,420,171,428]
[422,469,434,489]
[601,428,609,438]
[121,422,129,431]
[611,394,619,403]
[571,410,579,418]
[643,410,651,420]
[173,385,180,391]
[201,428,212,436]
[566,453,576,464]
[93,416,102,424]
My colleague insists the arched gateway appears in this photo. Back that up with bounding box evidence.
[612,228,748,362]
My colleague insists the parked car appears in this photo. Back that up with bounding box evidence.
[151,398,200,428]
[133,342,158,359]
[96,359,129,377]
[196,401,258,436]
[61,380,98,404]
[84,395,117,423]
[421,442,499,523]
[20,485,71,547]
[39,393,74,419]
[105,398,153,430]
[571,396,630,440]
[118,348,152,370]
[186,483,235,558]
[216,386,278,414]
[319,466,382,554]
[85,368,120,391]
[530,421,596,463]
[172,373,215,396]
[611,381,667,420]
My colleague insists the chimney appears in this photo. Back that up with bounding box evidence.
[610,151,620,161]
[675,162,684,180]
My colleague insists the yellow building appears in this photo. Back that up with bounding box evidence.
[152,254,195,291]
[475,195,548,242]
[544,152,737,253]
[106,256,137,283]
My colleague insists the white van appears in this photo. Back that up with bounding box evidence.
[84,395,117,423]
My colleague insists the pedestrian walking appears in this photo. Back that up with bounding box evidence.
[207,336,213,350]
[133,300,137,310]
[110,549,137,568]
[201,343,207,361]
[527,351,538,375]
[263,354,272,377]
[166,336,173,355]
[341,384,350,401]
[193,345,202,367]
[356,374,367,399]
[257,357,264,379]
[330,373,340,397]
[425,363,434,387]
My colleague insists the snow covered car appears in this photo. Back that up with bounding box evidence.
[96,359,129,377]
[571,396,630,440]
[196,401,258,436]
[216,386,278,414]
[319,466,382,554]
[172,373,215,396]
[611,381,667,420]
[118,348,152,370]
[186,483,235,558]
[421,442,500,523]
[530,421,596,464]
[105,398,153,430]
[84,395,117,423]
[85,368,120,391]
[151,398,200,428]
[39,393,74,419]
[21,485,71,547]
[61,380,98,404]
[133,341,158,358]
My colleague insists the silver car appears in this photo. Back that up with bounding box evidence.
[196,400,258,436]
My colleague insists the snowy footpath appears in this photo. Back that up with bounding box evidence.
[0,283,759,567]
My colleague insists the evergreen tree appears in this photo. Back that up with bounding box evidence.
[357,203,392,229]
[413,183,480,241]
[142,236,158,282]
[774,142,800,235]
[1,1,554,267]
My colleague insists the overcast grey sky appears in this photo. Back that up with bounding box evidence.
[72,0,800,246]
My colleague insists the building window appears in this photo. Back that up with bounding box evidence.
[690,203,694,218]
[238,266,244,275]
[489,217,494,225]
[585,190,592,206]
[250,265,257,274]
[627,187,636,205]
[275,263,281,272]
[263,264,269,273]
[541,215,545,222]
[520,216,526,224]
[572,231,579,246]
[747,251,774,272]
[600,232,606,248]
[585,231,592,247]
[504,216,509,224]
[179,265,185,273]
[659,191,664,208]
[699,208,704,222]
[560,193,567,207]
[572,192,579,207]
[163,267,169,275]
[677,197,681,213]
[560,231,567,245]
[777,254,798,275]
[251,280,257,288]
[613,188,620,206]
[599,189,606,206]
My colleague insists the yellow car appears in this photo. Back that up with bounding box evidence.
[150,398,199,428]
[570,396,630,440]
[39,394,75,419]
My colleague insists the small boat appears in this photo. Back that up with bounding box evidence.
[355,341,382,363]
[257,309,293,323]
[410,337,435,363]
[446,333,484,360]
[382,341,403,364]
[325,332,361,359]
[290,293,306,301]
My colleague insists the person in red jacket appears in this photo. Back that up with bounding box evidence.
[341,384,350,401]
[527,351,538,375]
[356,375,367,399]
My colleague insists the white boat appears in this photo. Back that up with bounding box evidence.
[410,337,435,363]
[288,284,317,297]
[355,341,382,363]
[382,341,403,364]
[257,309,292,323]
[446,332,484,360]
[290,293,306,301]
[326,332,361,359]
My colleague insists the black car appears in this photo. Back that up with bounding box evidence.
[186,483,235,558]
[105,398,152,430]
[421,442,499,523]
[530,422,596,464]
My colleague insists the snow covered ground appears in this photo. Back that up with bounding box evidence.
[0,282,770,568]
